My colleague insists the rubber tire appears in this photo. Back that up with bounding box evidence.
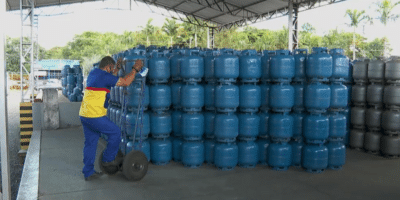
[99,150,124,175]
[122,151,149,181]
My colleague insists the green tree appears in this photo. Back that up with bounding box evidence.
[374,0,400,57]
[162,19,180,46]
[345,9,372,60]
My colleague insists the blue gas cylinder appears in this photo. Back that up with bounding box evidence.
[180,50,204,82]
[110,107,116,123]
[62,87,68,97]
[292,112,305,140]
[238,140,258,168]
[305,82,331,112]
[330,82,348,110]
[170,50,185,80]
[67,74,75,85]
[182,140,205,168]
[214,142,238,170]
[126,83,150,109]
[204,50,220,81]
[261,50,276,82]
[214,49,239,82]
[303,113,329,144]
[76,73,83,83]
[68,93,77,102]
[306,47,333,81]
[172,137,183,162]
[115,108,122,128]
[171,82,183,109]
[239,50,261,82]
[345,84,352,104]
[73,87,82,96]
[181,112,204,141]
[239,83,261,112]
[270,50,295,82]
[114,86,120,105]
[257,138,270,165]
[302,144,328,173]
[150,112,172,138]
[67,84,74,94]
[76,83,83,92]
[181,83,204,112]
[329,112,347,140]
[120,111,126,132]
[260,84,270,111]
[330,48,350,82]
[62,65,69,77]
[270,83,294,112]
[293,49,308,82]
[238,113,260,141]
[124,51,148,83]
[259,111,270,139]
[290,140,304,167]
[215,112,239,142]
[61,78,67,87]
[268,142,292,171]
[110,87,115,103]
[150,138,172,165]
[119,138,126,154]
[215,83,239,112]
[119,86,126,105]
[204,83,216,110]
[204,111,216,139]
[125,112,150,140]
[292,82,305,111]
[326,141,346,170]
[269,113,294,142]
[340,109,351,130]
[127,140,151,161]
[148,52,170,83]
[204,139,216,164]
[172,110,183,137]
[149,84,171,111]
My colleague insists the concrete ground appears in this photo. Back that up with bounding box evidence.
[38,126,400,200]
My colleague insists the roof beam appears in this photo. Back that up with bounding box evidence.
[188,0,224,15]
[206,0,264,21]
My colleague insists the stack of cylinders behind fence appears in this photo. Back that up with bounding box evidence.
[63,64,83,102]
[180,49,205,168]
[381,56,400,158]
[268,49,294,171]
[214,49,239,170]
[350,58,369,151]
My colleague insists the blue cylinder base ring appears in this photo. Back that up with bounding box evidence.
[238,136,257,141]
[216,138,236,143]
[152,134,171,139]
[328,165,343,170]
[271,166,289,171]
[271,137,291,143]
[152,161,170,166]
[305,168,325,174]
[217,166,235,171]
[239,164,256,168]
[305,139,326,145]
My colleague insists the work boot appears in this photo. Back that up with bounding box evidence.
[85,171,104,181]
[102,151,124,167]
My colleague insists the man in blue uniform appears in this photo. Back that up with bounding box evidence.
[79,56,143,181]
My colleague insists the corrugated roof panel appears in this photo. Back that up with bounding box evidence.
[247,0,288,13]
[176,1,205,13]
[226,0,265,8]
[195,8,224,19]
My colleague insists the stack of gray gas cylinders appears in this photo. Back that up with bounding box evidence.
[351,56,400,158]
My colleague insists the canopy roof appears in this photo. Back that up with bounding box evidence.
[7,0,347,30]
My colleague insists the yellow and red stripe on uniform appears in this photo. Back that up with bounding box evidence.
[79,87,110,118]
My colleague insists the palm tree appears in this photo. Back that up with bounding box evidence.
[345,9,372,60]
[374,0,400,57]
[162,19,179,47]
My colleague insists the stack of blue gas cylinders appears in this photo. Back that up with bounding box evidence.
[61,64,83,102]
[99,45,350,173]
[302,47,349,173]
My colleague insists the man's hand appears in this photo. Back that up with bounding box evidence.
[116,58,124,70]
[133,59,144,72]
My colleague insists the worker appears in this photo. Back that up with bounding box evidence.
[79,56,143,181]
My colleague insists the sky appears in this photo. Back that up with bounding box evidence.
[4,0,400,55]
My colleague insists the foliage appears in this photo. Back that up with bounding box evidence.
[374,0,400,26]
[345,9,373,27]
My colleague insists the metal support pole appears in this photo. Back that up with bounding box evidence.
[207,28,210,49]
[20,0,23,102]
[30,0,34,103]
[1,0,12,199]
[288,0,293,52]
[292,3,299,50]
[211,28,215,49]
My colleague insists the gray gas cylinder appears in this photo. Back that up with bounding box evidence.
[351,107,366,129]
[364,132,382,154]
[352,84,367,106]
[383,84,400,109]
[382,110,400,134]
[380,135,400,157]
[349,129,365,149]
[365,107,382,130]
[366,83,384,106]
[368,58,385,82]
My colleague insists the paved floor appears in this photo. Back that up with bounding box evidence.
[38,127,400,200]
